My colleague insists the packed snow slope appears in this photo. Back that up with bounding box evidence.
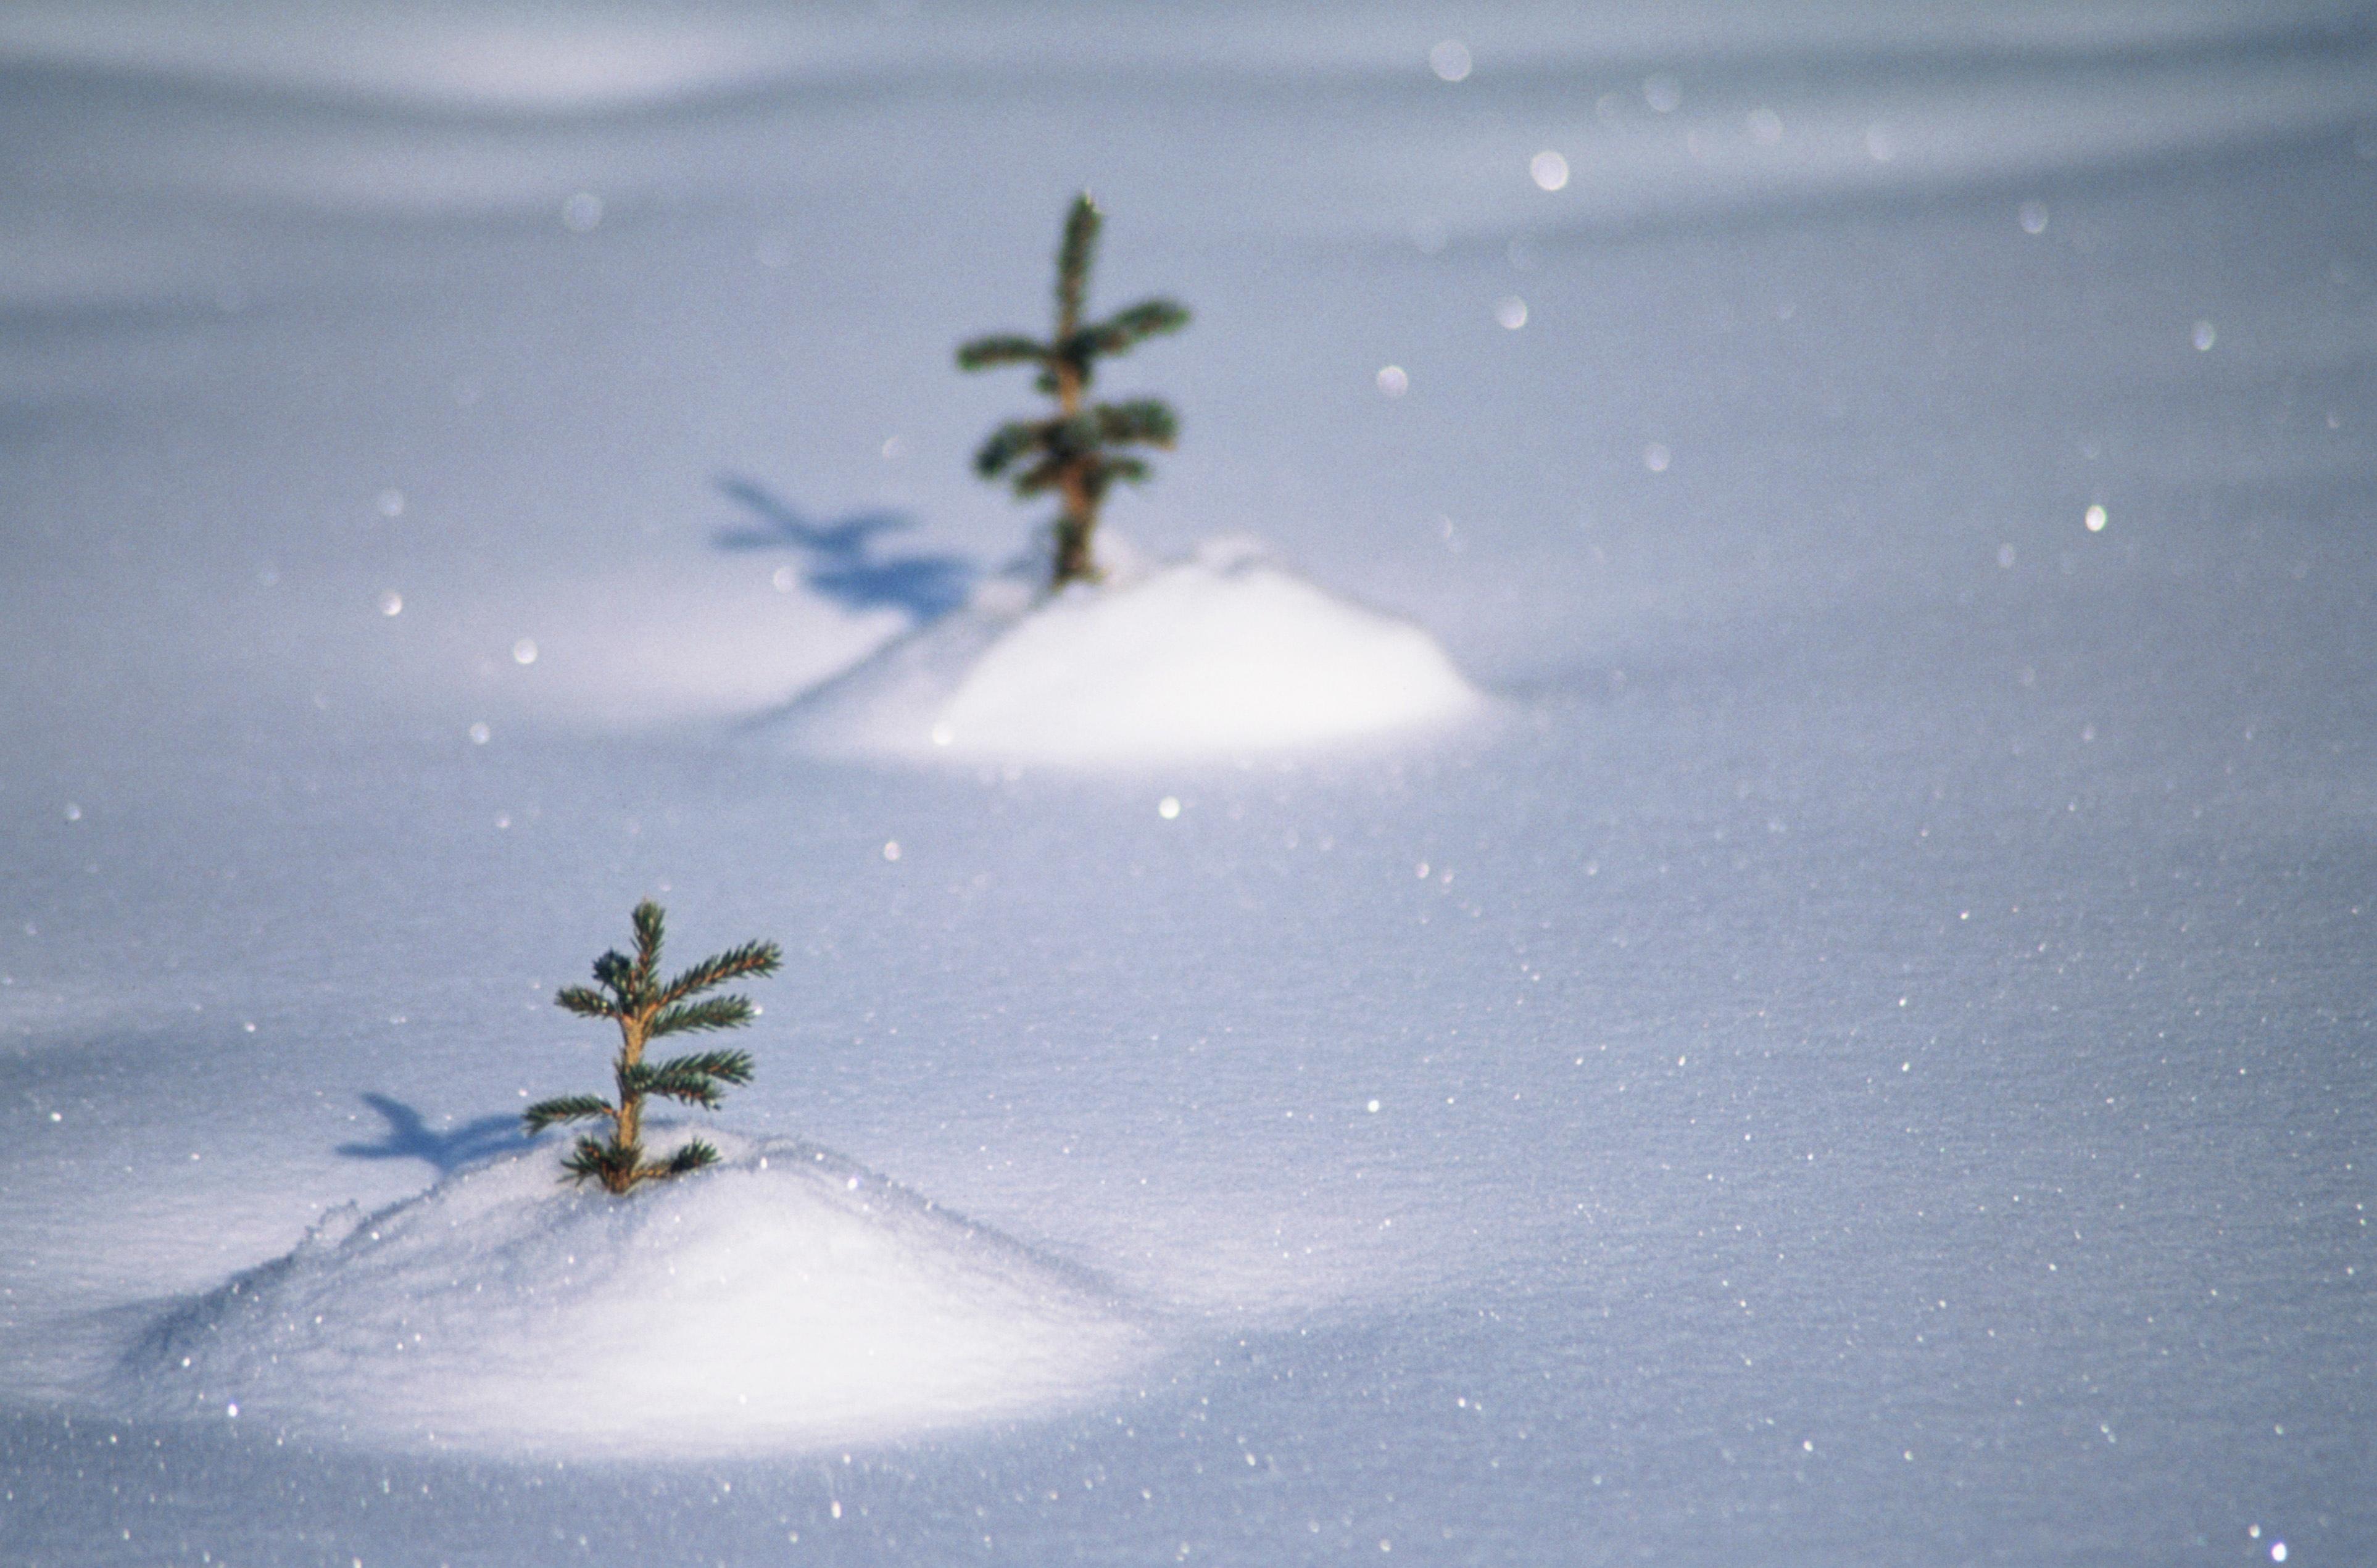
[115,1132,1153,1457]
[773,539,1479,763]
[2,2,2375,1566]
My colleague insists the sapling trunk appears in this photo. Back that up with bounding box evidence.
[958,193,1189,589]
[612,1009,648,1158]
[1051,359,1095,584]
[524,900,781,1195]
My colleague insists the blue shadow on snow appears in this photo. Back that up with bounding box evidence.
[713,474,975,622]
[335,1093,521,1173]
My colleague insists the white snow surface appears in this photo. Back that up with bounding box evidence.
[115,1132,1153,1456]
[2,1,2375,1563]
[778,538,1478,763]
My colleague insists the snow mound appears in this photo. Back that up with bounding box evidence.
[114,1132,1154,1458]
[770,538,1479,765]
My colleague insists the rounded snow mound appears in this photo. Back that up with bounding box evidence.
[770,537,1478,765]
[115,1132,1153,1457]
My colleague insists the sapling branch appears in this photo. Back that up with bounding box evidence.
[525,900,781,1195]
[650,997,756,1037]
[650,1047,758,1085]
[552,985,614,1019]
[957,192,1190,587]
[660,941,781,1005]
[666,1141,721,1176]
[522,1094,615,1132]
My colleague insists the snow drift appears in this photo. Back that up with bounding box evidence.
[768,538,1479,765]
[114,1132,1155,1458]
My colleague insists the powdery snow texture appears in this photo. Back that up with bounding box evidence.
[773,541,1479,765]
[114,1134,1155,1458]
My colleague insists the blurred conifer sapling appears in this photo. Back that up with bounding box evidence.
[958,193,1190,587]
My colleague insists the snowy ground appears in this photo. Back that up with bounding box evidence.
[3,2,2376,1563]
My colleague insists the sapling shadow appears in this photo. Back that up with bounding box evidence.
[337,1093,519,1173]
[958,192,1190,587]
[524,900,781,1194]
[711,475,975,622]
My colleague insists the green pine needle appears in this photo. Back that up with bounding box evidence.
[660,939,782,1005]
[653,1047,756,1085]
[650,996,755,1037]
[1013,457,1065,498]
[523,1093,615,1133]
[620,1046,757,1109]
[1099,298,1191,344]
[974,420,1047,478]
[1094,399,1177,447]
[1055,193,1100,331]
[553,984,615,1019]
[666,1140,722,1176]
[624,1071,725,1110]
[631,899,666,979]
[956,334,1049,371]
[562,1135,642,1186]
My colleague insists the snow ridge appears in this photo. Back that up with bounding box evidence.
[113,1132,1156,1458]
[768,537,1480,766]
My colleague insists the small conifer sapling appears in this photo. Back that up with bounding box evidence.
[958,193,1190,587]
[523,900,781,1194]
